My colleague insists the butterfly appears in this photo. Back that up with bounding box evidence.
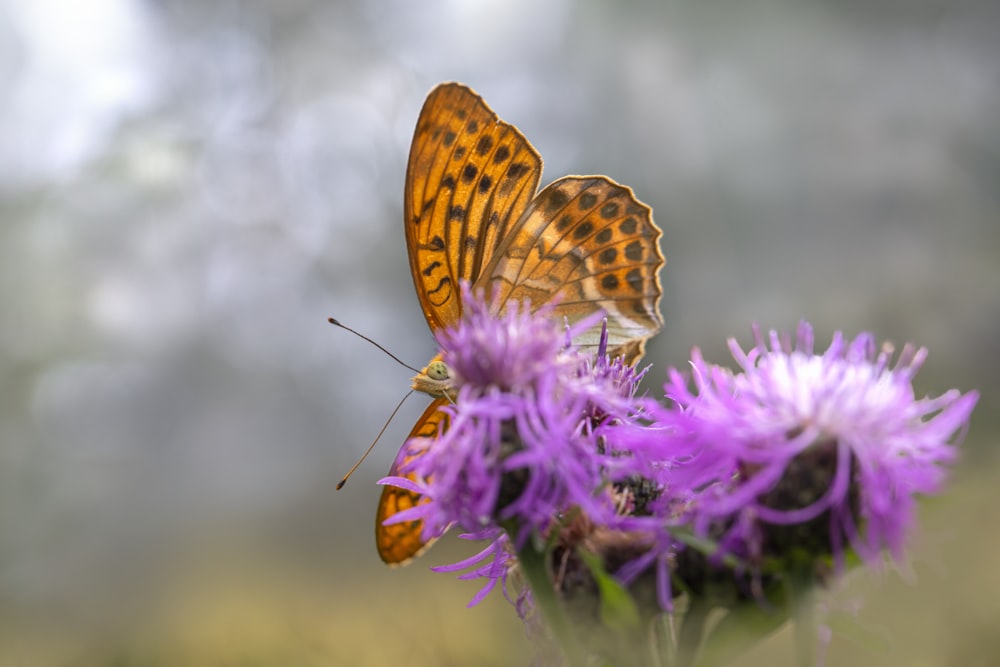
[376,82,665,565]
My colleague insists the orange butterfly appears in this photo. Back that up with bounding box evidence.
[376,82,665,565]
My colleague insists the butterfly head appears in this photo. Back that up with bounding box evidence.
[410,354,456,400]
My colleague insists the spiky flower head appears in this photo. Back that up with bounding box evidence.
[638,323,978,579]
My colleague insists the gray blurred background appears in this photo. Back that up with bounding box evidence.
[1,1,997,665]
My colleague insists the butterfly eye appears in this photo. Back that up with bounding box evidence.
[427,360,451,381]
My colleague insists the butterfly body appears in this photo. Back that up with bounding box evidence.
[376,82,664,565]
[409,355,455,399]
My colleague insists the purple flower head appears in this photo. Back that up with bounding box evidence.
[383,285,648,555]
[435,285,572,391]
[381,295,980,627]
[643,322,978,573]
[577,319,654,424]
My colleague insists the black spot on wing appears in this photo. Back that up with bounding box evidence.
[544,189,570,213]
[572,220,594,240]
[626,268,643,292]
[475,136,493,156]
[507,162,529,179]
[600,202,620,219]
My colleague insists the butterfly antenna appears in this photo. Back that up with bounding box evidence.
[336,390,413,490]
[328,317,420,373]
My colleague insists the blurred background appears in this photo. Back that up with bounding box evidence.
[1,0,997,665]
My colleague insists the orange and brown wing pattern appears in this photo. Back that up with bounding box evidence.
[375,398,450,566]
[404,83,542,331]
[477,176,664,362]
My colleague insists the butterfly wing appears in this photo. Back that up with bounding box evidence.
[375,398,450,566]
[477,176,664,362]
[404,82,542,331]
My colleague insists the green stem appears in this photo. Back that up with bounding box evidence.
[787,569,817,667]
[514,534,589,667]
[654,614,678,667]
[676,599,710,667]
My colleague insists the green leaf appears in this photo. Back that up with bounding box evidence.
[578,548,642,633]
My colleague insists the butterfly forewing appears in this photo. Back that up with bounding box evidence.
[375,398,450,565]
[478,176,664,362]
[404,83,542,331]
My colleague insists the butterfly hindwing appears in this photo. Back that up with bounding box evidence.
[375,398,450,566]
[478,176,664,362]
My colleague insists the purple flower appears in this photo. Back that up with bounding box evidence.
[381,296,979,627]
[382,286,648,556]
[434,287,571,391]
[639,322,978,574]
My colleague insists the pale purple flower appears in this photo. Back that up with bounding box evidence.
[639,322,978,573]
